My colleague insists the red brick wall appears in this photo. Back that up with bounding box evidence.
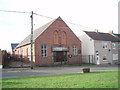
[14,44,35,63]
[35,56,53,66]
[35,17,82,66]
[14,17,82,66]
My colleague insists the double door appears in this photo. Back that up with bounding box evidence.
[53,51,67,62]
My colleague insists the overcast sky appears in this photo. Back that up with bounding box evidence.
[0,0,119,52]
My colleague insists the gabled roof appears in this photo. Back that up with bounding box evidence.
[16,17,57,48]
[84,31,118,42]
[11,43,19,51]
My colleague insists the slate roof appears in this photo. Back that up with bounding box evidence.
[84,31,118,42]
[11,43,19,51]
[114,34,120,38]
[16,18,57,48]
[114,34,120,42]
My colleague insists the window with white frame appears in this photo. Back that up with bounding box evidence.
[102,42,108,49]
[41,45,47,57]
[113,54,118,60]
[73,45,77,55]
[112,43,116,49]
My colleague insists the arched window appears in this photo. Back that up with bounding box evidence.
[61,31,67,45]
[54,31,59,44]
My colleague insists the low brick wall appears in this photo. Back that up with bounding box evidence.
[36,56,54,66]
[9,61,30,68]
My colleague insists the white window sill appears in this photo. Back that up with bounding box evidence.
[103,60,108,61]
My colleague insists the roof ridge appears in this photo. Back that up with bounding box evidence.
[85,31,118,42]
[16,18,57,48]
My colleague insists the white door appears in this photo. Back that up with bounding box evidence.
[96,56,100,65]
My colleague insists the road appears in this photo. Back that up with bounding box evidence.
[1,64,118,79]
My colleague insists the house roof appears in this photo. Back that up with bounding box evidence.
[114,34,120,38]
[16,17,57,48]
[11,43,19,51]
[84,31,118,42]
[114,34,120,42]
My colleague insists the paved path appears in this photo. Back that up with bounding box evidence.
[1,64,119,79]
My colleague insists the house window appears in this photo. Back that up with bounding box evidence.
[113,54,118,60]
[18,50,20,58]
[26,48,28,57]
[102,42,108,49]
[28,48,31,60]
[41,45,47,57]
[103,55,107,60]
[73,45,77,55]
[112,43,116,49]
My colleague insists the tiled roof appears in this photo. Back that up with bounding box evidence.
[84,31,118,42]
[16,18,57,48]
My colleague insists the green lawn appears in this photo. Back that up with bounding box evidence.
[2,70,118,88]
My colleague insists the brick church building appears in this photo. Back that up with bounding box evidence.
[14,17,82,66]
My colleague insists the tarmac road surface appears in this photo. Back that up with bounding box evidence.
[1,64,118,79]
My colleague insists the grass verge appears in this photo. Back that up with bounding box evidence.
[2,70,118,88]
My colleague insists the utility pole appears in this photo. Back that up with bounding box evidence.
[30,11,33,69]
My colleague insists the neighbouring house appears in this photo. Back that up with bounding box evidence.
[11,43,19,54]
[11,43,19,61]
[113,33,120,64]
[79,31,118,65]
[14,17,82,66]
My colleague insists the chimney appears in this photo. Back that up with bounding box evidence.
[109,30,113,34]
[94,29,99,33]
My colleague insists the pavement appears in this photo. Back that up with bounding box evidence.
[1,64,119,79]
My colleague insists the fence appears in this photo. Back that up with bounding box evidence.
[82,55,96,65]
[13,54,96,64]
[0,50,12,68]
